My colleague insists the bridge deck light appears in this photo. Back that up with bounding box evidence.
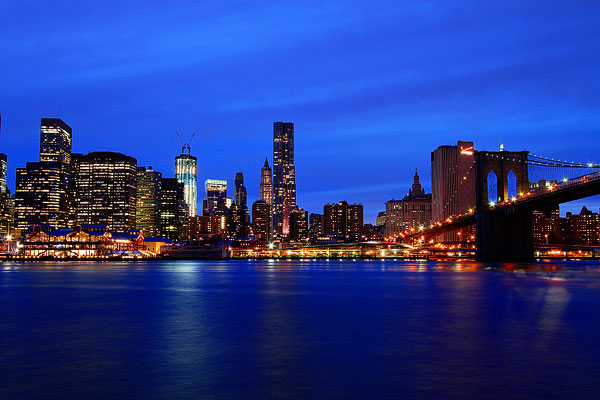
[489,201,496,207]
[563,178,568,182]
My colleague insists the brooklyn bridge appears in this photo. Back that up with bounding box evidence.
[398,148,600,261]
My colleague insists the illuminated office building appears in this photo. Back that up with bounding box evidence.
[14,161,70,230]
[385,169,432,237]
[252,200,271,241]
[40,118,72,165]
[202,179,228,216]
[309,213,323,239]
[234,172,247,207]
[161,178,188,241]
[136,166,162,237]
[289,207,309,241]
[74,152,137,232]
[323,201,363,241]
[260,157,273,204]
[175,146,197,217]
[273,121,296,236]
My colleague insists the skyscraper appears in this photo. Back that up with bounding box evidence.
[136,166,162,237]
[431,141,476,242]
[74,152,137,232]
[289,207,309,241]
[40,118,72,165]
[161,178,188,241]
[252,200,271,241]
[234,172,247,207]
[273,121,296,236]
[202,179,228,216]
[260,157,273,204]
[230,172,250,238]
[14,161,70,230]
[175,144,197,217]
[14,118,72,230]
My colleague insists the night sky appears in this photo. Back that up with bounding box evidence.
[1,1,599,222]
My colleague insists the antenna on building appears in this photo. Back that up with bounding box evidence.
[500,141,505,152]
[175,131,195,155]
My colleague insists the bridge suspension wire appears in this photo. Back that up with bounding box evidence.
[431,152,600,224]
[434,160,477,223]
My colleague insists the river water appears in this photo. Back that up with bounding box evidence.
[1,259,599,399]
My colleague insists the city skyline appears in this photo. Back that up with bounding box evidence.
[1,1,600,221]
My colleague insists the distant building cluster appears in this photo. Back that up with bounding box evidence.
[0,115,597,258]
[0,117,369,254]
[533,206,600,245]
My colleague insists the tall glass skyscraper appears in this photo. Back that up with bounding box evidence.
[202,179,228,216]
[40,118,72,165]
[273,121,296,236]
[175,145,197,217]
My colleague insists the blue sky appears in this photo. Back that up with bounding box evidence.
[1,1,599,221]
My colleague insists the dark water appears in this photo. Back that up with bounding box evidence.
[1,260,600,399]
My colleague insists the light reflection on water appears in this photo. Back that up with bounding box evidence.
[1,259,600,399]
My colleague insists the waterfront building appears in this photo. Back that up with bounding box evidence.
[19,224,144,259]
[260,157,273,204]
[175,145,197,217]
[289,207,309,241]
[202,179,228,216]
[532,207,564,244]
[39,118,72,165]
[431,141,476,242]
[252,200,271,241]
[14,161,70,230]
[136,166,162,237]
[161,178,188,241]
[385,169,432,238]
[309,213,323,240]
[566,207,600,245]
[323,201,364,241]
[273,121,296,236]
[74,152,137,232]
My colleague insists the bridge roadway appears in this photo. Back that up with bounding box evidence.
[402,170,600,260]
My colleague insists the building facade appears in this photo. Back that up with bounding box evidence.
[385,169,432,238]
[175,147,197,217]
[136,166,162,237]
[260,157,273,204]
[431,141,476,242]
[252,200,271,241]
[273,122,296,236]
[160,178,188,241]
[323,201,364,240]
[202,179,228,216]
[309,213,323,240]
[39,118,72,165]
[74,152,137,232]
[289,207,309,241]
[14,161,70,230]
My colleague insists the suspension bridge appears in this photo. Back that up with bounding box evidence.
[398,149,600,261]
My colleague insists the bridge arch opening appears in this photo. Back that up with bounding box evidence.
[487,170,498,204]
[507,170,517,199]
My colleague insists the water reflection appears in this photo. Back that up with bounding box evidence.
[1,259,600,398]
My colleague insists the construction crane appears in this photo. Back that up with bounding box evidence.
[176,130,196,155]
